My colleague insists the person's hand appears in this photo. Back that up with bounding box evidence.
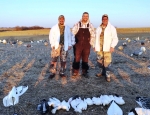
[110,47,114,53]
[68,46,72,50]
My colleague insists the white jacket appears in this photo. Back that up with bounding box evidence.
[49,24,75,51]
[95,22,118,52]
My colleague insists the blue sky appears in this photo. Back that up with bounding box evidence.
[0,0,150,28]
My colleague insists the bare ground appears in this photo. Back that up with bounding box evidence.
[0,34,150,115]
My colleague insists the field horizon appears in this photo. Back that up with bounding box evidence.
[0,27,150,37]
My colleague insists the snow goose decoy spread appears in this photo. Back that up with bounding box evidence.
[128,108,150,115]
[136,96,150,109]
[107,101,123,115]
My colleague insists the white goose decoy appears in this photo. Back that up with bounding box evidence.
[0,40,2,43]
[61,100,70,111]
[92,96,102,105]
[109,95,115,102]
[3,86,19,107]
[126,38,129,41]
[77,99,87,110]
[31,40,34,43]
[128,108,150,115]
[101,95,112,106]
[48,97,61,108]
[140,46,146,53]
[16,86,28,96]
[107,101,123,115]
[3,39,7,44]
[114,95,125,105]
[136,37,139,41]
[85,98,93,106]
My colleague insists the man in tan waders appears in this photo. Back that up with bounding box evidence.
[94,14,118,82]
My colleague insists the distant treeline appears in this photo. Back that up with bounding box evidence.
[14,26,46,31]
[0,26,50,31]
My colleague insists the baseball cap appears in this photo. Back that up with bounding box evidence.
[102,14,108,19]
[58,15,65,19]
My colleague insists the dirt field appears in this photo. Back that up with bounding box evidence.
[0,33,150,115]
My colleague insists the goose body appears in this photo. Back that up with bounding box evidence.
[114,96,125,105]
[92,97,102,105]
[3,86,19,107]
[107,101,123,115]
[3,39,7,44]
[85,98,93,106]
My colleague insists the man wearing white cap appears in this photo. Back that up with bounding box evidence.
[94,14,118,82]
[49,15,75,78]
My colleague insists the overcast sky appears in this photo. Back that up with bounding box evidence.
[0,0,150,28]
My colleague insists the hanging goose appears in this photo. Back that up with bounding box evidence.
[136,96,150,109]
[128,108,150,115]
[107,101,123,115]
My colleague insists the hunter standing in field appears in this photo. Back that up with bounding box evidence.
[72,12,95,78]
[49,15,75,78]
[94,14,118,82]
